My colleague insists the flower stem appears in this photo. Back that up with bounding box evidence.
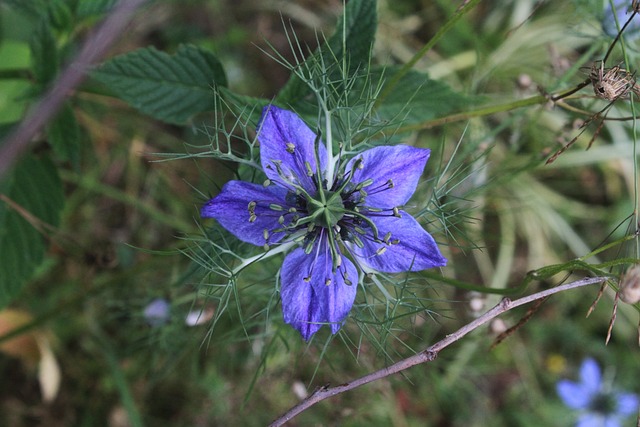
[394,87,592,133]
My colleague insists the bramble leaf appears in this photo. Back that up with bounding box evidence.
[0,154,64,308]
[91,44,228,124]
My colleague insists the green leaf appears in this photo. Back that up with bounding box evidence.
[0,41,32,70]
[48,103,81,168]
[1,0,49,19]
[2,0,70,28]
[276,66,469,139]
[91,44,228,124]
[75,0,117,18]
[47,0,73,30]
[0,154,64,308]
[276,0,377,105]
[0,80,30,124]
[218,87,268,124]
[29,19,58,85]
[372,67,470,125]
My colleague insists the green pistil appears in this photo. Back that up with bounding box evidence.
[303,187,349,272]
[307,190,345,228]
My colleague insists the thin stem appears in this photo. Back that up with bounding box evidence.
[394,82,605,133]
[398,93,549,132]
[602,7,638,65]
[269,276,607,426]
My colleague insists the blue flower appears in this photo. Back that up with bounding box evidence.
[557,358,639,427]
[143,298,171,327]
[201,105,447,340]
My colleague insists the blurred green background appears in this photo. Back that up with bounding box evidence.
[0,0,639,425]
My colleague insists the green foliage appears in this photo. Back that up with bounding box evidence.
[1,0,640,425]
[47,102,81,168]
[29,19,58,85]
[276,0,378,105]
[0,155,64,307]
[1,0,50,19]
[91,44,228,124]
[2,0,72,28]
[75,0,118,18]
[46,0,73,30]
[371,66,470,124]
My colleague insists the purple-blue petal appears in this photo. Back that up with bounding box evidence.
[580,358,602,396]
[615,392,639,416]
[577,414,605,427]
[201,180,291,246]
[557,380,592,409]
[280,245,358,340]
[258,105,327,193]
[143,298,170,327]
[349,212,446,273]
[604,418,622,427]
[345,145,430,208]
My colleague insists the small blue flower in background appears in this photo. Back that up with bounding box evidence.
[557,358,639,427]
[602,0,640,40]
[201,105,447,340]
[143,298,170,327]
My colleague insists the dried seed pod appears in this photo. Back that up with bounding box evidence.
[547,61,639,164]
[619,264,640,304]
[590,61,636,101]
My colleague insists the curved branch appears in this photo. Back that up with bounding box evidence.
[270,276,608,426]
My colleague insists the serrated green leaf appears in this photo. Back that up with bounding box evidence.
[372,67,470,125]
[48,103,81,168]
[91,44,228,124]
[29,19,58,85]
[0,154,64,308]
[276,0,377,105]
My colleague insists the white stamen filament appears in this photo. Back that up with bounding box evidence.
[231,239,298,276]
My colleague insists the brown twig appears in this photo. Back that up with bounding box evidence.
[0,0,149,179]
[269,276,608,426]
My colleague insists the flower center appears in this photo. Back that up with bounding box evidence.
[590,392,617,415]
[307,189,345,229]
